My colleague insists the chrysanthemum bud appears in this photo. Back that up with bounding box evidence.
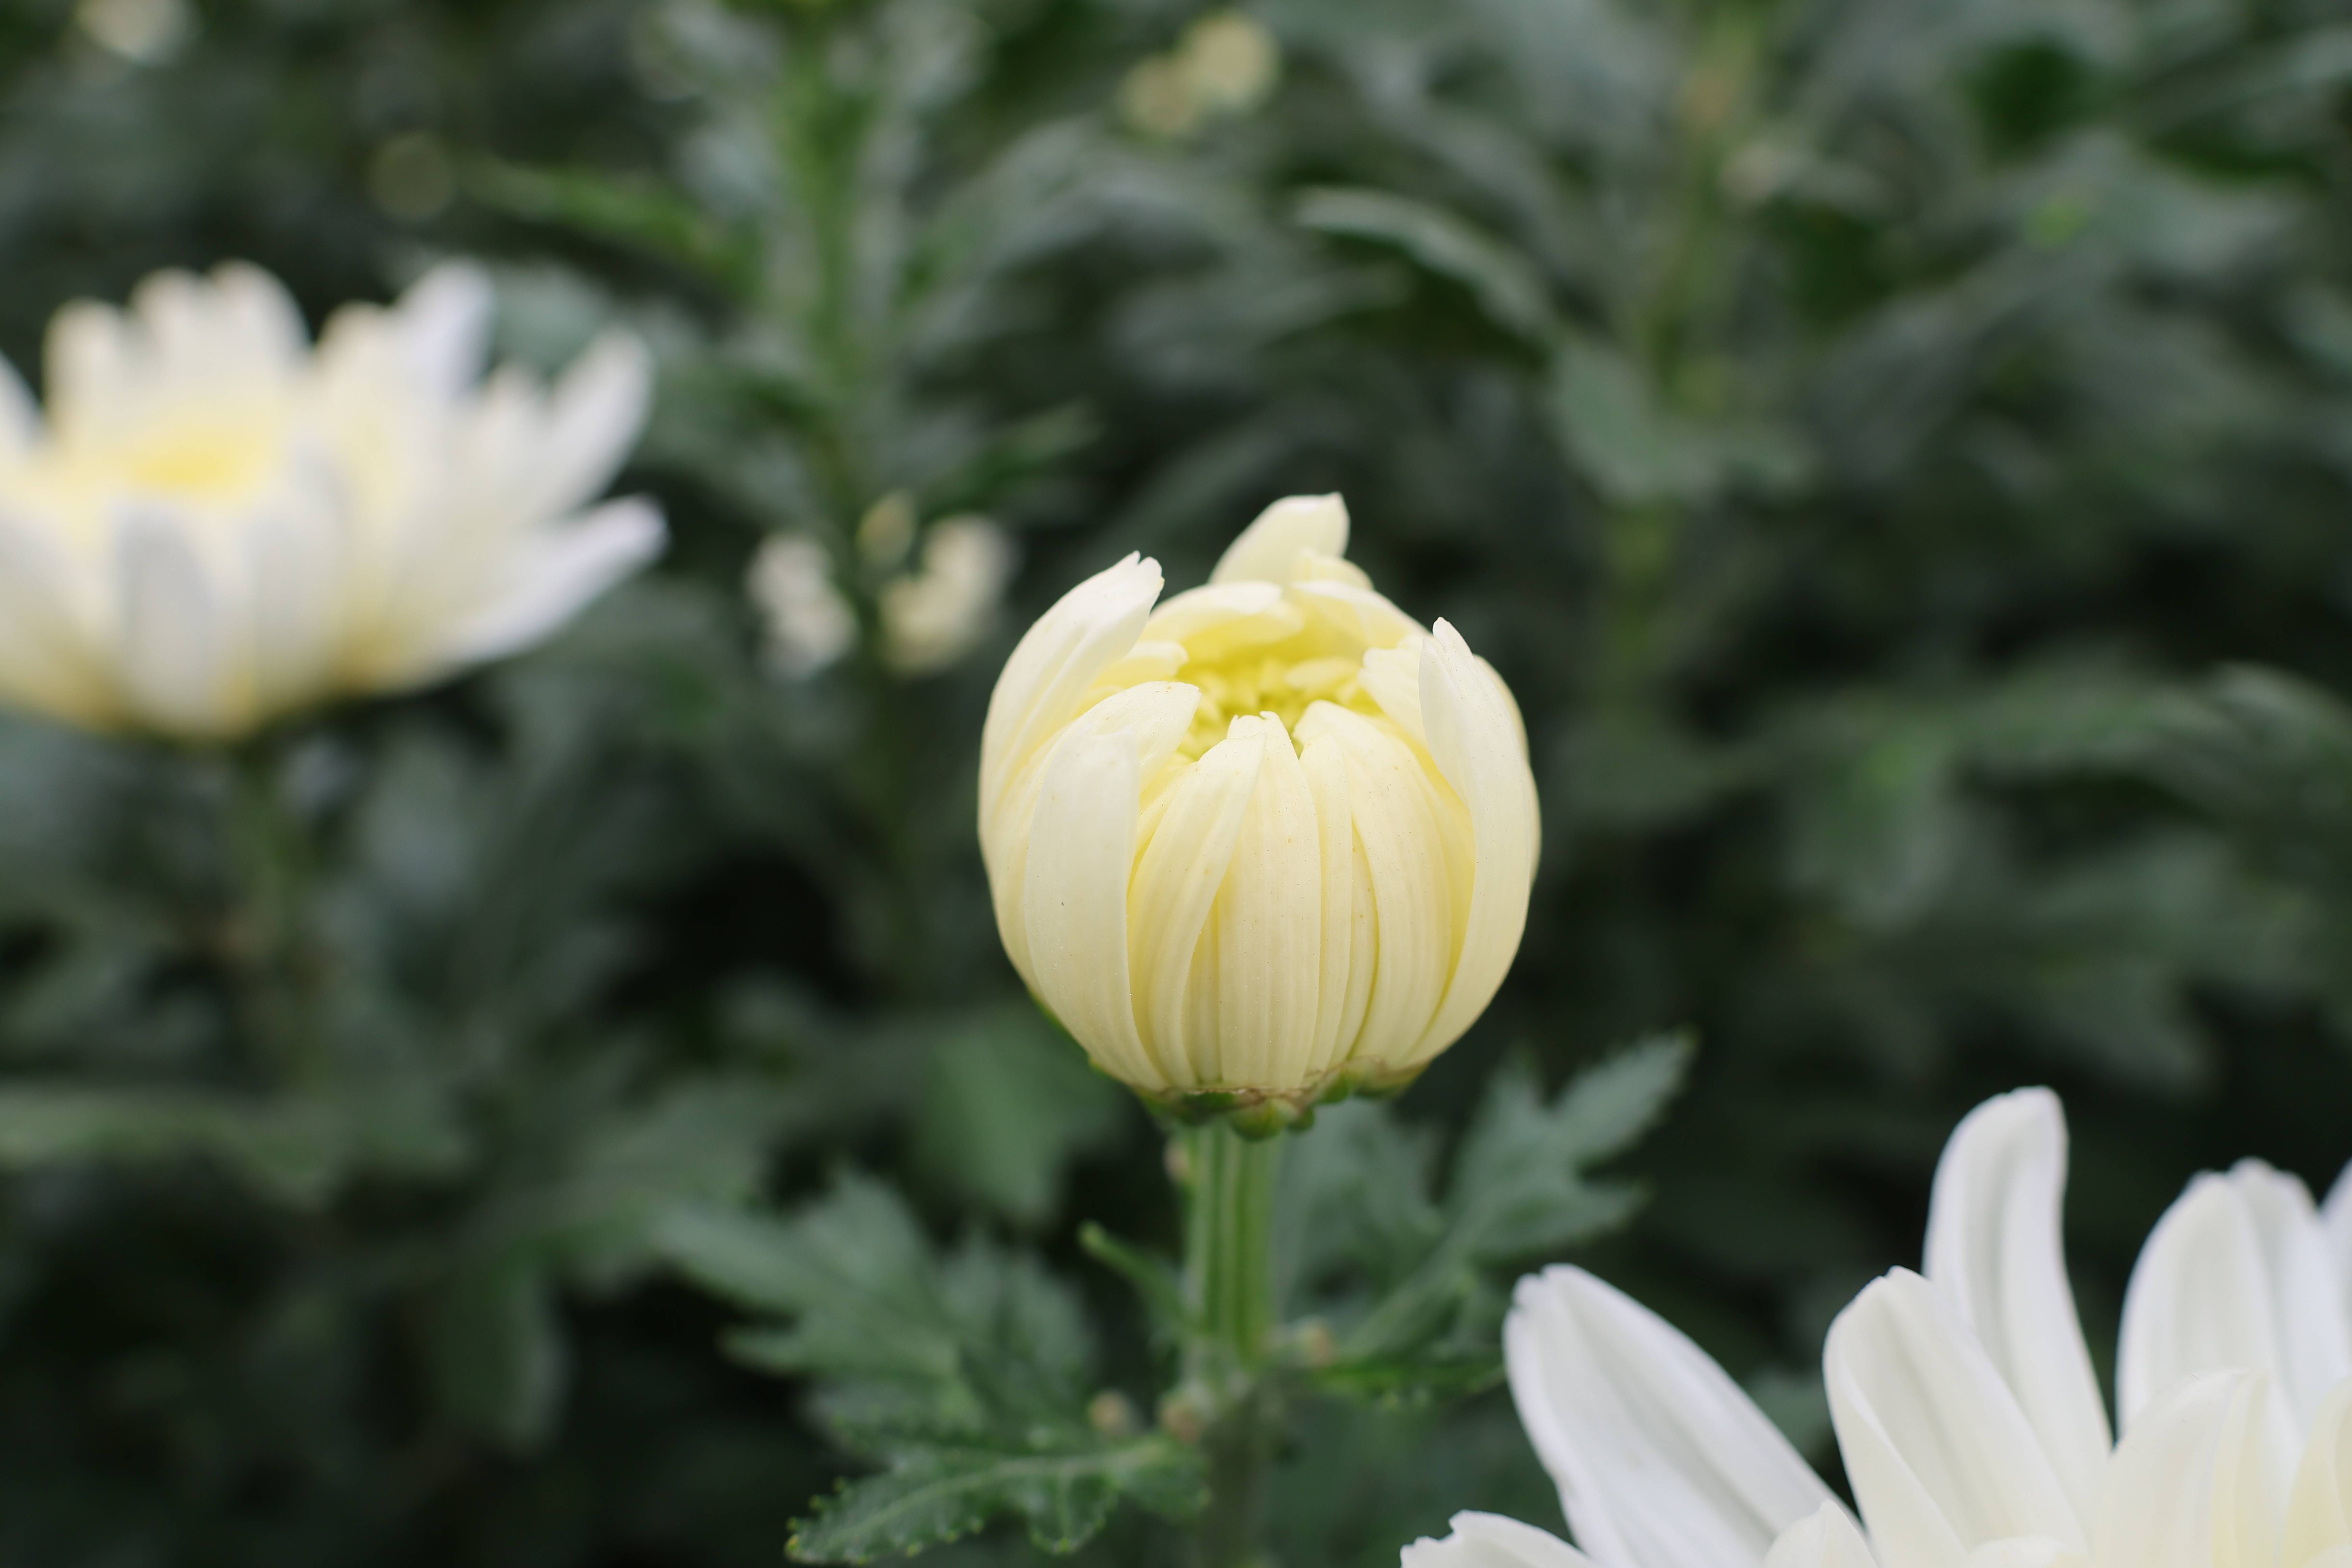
[979,495,1539,1132]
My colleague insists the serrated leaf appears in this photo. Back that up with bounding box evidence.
[1323,1036,1692,1373]
[1449,1033,1694,1228]
[662,1178,1100,1445]
[787,1437,1204,1563]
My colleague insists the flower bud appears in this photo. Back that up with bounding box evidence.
[979,494,1538,1131]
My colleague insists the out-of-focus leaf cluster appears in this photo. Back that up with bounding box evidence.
[7,0,2352,1563]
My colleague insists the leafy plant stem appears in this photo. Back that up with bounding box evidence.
[221,739,322,1084]
[1180,1121,1282,1568]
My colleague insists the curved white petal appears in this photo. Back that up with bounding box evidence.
[1403,1513,1595,1568]
[522,332,654,518]
[979,553,1163,841]
[1210,718,1322,1088]
[2119,1163,2352,1446]
[1021,729,1157,1090]
[434,496,665,670]
[390,263,494,395]
[2094,1370,2276,1568]
[2285,1377,2352,1568]
[0,519,112,728]
[245,467,351,716]
[1505,1266,1833,1568]
[1126,717,1269,1086]
[1211,492,1349,585]
[1924,1089,2111,1522]
[1409,620,1539,1068]
[1296,703,1455,1069]
[1826,1270,2084,1568]
[2324,1162,2352,1301]
[1766,1505,1880,1568]
[114,510,239,738]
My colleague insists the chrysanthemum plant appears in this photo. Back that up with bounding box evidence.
[656,490,1688,1566]
[468,11,1698,1555]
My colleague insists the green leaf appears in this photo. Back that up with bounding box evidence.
[468,160,759,293]
[428,1257,566,1451]
[1333,1034,1692,1369]
[0,1084,354,1207]
[1295,186,1560,346]
[1447,1033,1694,1254]
[1547,339,1813,506]
[788,1437,1204,1563]
[913,1007,1125,1228]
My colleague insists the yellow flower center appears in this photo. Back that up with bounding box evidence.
[114,411,283,502]
[1175,644,1385,759]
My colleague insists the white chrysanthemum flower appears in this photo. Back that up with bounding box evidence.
[881,516,1016,675]
[1406,1087,2352,1568]
[0,261,662,740]
[979,493,1539,1129]
[1119,9,1281,139]
[749,534,857,678]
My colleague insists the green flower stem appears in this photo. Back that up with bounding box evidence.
[1180,1121,1283,1568]
[222,741,321,1083]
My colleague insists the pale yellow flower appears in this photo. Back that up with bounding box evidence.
[1119,9,1281,139]
[0,261,661,740]
[881,516,1016,675]
[979,494,1539,1128]
[749,534,857,678]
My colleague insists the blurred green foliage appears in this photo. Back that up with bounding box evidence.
[5,0,2352,1562]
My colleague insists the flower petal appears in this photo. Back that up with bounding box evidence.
[390,263,495,395]
[1506,1266,1833,1568]
[1211,718,1323,1089]
[1021,729,1157,1090]
[1127,716,1268,1086]
[435,496,665,671]
[980,553,1163,846]
[1924,1089,2112,1523]
[1299,729,1374,1081]
[2095,1370,2275,1568]
[114,511,239,738]
[2119,1163,2352,1445]
[1766,1504,1881,1568]
[1295,703,1454,1071]
[1826,1269,2084,1568]
[1402,1513,1596,1568]
[2285,1378,2352,1568]
[0,519,111,728]
[1407,620,1539,1069]
[2325,1162,2352,1300]
[1210,493,1349,585]
[245,458,351,717]
[521,332,654,518]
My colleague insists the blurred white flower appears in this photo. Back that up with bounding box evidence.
[748,534,856,678]
[76,0,192,65]
[1406,1087,2352,1568]
[0,261,661,741]
[751,512,1015,680]
[979,494,1538,1128]
[1119,10,1280,139]
[881,516,1016,675]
